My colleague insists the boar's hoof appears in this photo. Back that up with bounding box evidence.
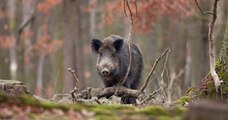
[121,95,136,104]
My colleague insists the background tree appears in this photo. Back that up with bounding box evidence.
[63,0,85,92]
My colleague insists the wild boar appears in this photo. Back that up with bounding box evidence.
[91,35,143,104]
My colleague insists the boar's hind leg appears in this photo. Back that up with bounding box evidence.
[121,95,136,104]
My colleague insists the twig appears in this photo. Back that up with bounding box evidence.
[207,0,222,99]
[94,98,102,104]
[123,0,137,24]
[159,47,170,98]
[115,0,137,95]
[68,68,80,100]
[18,10,35,34]
[140,48,170,92]
[167,69,184,105]
[194,0,214,15]
[139,88,161,105]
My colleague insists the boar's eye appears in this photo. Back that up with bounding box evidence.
[113,39,123,52]
[91,39,102,54]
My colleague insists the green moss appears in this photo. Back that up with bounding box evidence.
[40,102,69,111]
[159,116,182,120]
[0,94,7,103]
[19,95,39,105]
[0,94,37,105]
[138,106,168,116]
[174,96,191,106]
[186,87,197,95]
[0,80,22,84]
[170,107,186,115]
[218,71,228,96]
[0,94,186,119]
[157,116,181,120]
[198,70,228,98]
[95,114,119,120]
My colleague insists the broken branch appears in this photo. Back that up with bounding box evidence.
[68,68,80,100]
[140,48,170,92]
[194,0,214,15]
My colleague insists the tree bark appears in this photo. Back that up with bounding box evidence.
[63,0,85,93]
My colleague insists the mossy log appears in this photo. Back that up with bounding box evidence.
[0,80,29,96]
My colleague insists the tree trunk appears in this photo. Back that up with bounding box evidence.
[36,53,45,96]
[89,0,97,37]
[63,0,85,93]
[0,1,10,79]
[22,0,35,89]
[7,0,18,80]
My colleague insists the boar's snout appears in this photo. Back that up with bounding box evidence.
[101,68,110,76]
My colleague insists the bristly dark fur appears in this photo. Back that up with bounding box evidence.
[91,35,144,104]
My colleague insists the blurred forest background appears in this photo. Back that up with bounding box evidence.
[0,0,227,100]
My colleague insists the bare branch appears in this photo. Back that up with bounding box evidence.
[194,0,214,15]
[18,10,35,34]
[140,48,170,92]
[68,68,80,100]
[123,0,137,24]
[207,0,222,99]
[115,0,138,95]
[139,88,161,105]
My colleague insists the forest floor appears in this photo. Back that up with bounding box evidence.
[1,80,228,120]
[0,94,186,120]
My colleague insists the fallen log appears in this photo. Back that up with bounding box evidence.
[74,86,144,99]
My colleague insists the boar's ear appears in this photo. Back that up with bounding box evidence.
[113,39,123,52]
[91,39,102,53]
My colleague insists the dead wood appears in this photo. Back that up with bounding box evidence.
[73,86,142,99]
[0,80,30,96]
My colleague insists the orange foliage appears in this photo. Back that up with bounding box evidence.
[34,34,62,55]
[35,0,62,56]
[99,1,122,27]
[98,0,195,33]
[84,0,97,13]
[37,0,62,15]
[0,36,15,49]
[0,10,5,20]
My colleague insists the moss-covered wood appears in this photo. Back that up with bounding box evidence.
[0,80,29,96]
[195,21,228,99]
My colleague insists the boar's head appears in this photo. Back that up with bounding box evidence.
[91,35,124,80]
